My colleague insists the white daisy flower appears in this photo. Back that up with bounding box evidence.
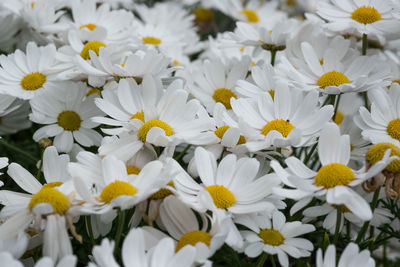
[317,0,400,42]
[272,122,396,220]
[89,227,196,267]
[174,147,280,214]
[355,86,400,147]
[188,57,250,113]
[278,41,391,94]
[71,0,134,43]
[0,95,31,135]
[143,195,228,263]
[0,251,77,267]
[0,147,77,261]
[231,87,333,150]
[0,42,64,100]
[316,243,375,267]
[0,8,21,53]
[30,81,103,153]
[239,210,315,267]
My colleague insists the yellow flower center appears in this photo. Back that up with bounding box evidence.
[176,230,211,251]
[137,119,174,143]
[315,163,355,189]
[193,8,214,23]
[80,41,106,60]
[212,88,237,109]
[149,181,174,200]
[393,80,400,85]
[285,0,296,6]
[351,6,382,24]
[142,36,162,45]
[268,89,275,100]
[387,118,400,141]
[57,111,82,131]
[79,23,97,31]
[126,165,141,175]
[99,181,138,203]
[261,119,295,138]
[331,204,351,213]
[43,182,63,188]
[258,229,284,246]
[130,110,145,122]
[334,111,344,125]
[241,9,259,23]
[173,60,180,66]
[21,72,47,91]
[205,185,236,209]
[317,71,351,89]
[214,126,246,145]
[29,187,70,214]
[366,143,400,173]
[86,88,101,97]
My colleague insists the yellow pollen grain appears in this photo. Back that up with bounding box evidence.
[193,8,214,23]
[366,143,400,173]
[387,118,400,142]
[149,181,174,200]
[261,119,295,138]
[258,229,284,246]
[205,185,236,209]
[142,36,162,45]
[240,47,245,53]
[79,23,97,31]
[126,165,141,175]
[173,60,180,66]
[268,89,275,100]
[57,111,82,131]
[317,71,351,89]
[29,187,70,214]
[80,41,106,60]
[214,126,246,145]
[315,163,354,189]
[137,119,174,143]
[176,230,211,251]
[130,110,145,122]
[241,9,259,23]
[334,111,344,125]
[21,72,46,91]
[100,181,138,203]
[212,88,237,109]
[352,6,382,24]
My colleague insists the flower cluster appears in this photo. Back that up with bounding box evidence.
[0,0,400,266]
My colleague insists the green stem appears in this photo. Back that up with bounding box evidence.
[114,210,126,255]
[270,50,277,66]
[332,94,342,122]
[174,144,191,161]
[355,188,381,243]
[303,143,318,165]
[363,92,369,109]
[86,216,96,246]
[333,206,342,245]
[362,33,368,55]
[256,252,267,267]
[0,138,38,163]
[270,255,277,267]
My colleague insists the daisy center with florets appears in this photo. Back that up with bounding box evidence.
[29,187,70,214]
[176,230,211,251]
[205,185,236,209]
[214,126,246,145]
[258,229,285,246]
[126,165,141,175]
[79,23,97,31]
[212,88,237,109]
[352,6,382,24]
[261,119,295,138]
[21,72,47,91]
[366,143,400,173]
[193,8,214,23]
[241,9,259,23]
[130,110,145,122]
[315,163,355,189]
[149,181,174,200]
[57,111,82,131]
[99,181,138,203]
[317,71,351,89]
[142,37,162,45]
[334,111,344,125]
[80,41,106,60]
[137,119,174,143]
[386,118,400,142]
